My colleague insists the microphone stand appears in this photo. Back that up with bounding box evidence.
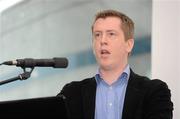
[0,67,34,86]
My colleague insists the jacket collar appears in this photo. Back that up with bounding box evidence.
[122,69,145,119]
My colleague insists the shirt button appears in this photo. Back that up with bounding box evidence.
[109,103,112,106]
[109,86,112,90]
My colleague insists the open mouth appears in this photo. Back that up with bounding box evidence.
[101,49,110,55]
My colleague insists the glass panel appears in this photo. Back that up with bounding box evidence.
[0,0,152,101]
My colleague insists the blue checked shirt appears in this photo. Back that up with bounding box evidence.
[94,65,130,119]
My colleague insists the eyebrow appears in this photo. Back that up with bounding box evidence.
[93,30,116,33]
[106,30,116,32]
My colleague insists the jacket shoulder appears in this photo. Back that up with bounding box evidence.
[57,77,95,97]
[63,77,95,88]
[130,71,169,90]
[130,72,173,117]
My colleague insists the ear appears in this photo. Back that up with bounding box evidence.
[126,38,134,53]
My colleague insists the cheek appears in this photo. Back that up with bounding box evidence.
[93,41,99,55]
[113,43,127,55]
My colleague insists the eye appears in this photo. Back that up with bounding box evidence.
[107,32,116,38]
[107,31,117,39]
[109,32,115,36]
[95,33,100,37]
[93,32,101,39]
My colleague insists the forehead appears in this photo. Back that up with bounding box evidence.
[93,17,122,31]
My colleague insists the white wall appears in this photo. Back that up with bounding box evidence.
[152,0,180,118]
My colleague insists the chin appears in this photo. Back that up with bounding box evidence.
[100,63,113,70]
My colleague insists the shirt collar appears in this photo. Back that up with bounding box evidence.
[95,64,130,85]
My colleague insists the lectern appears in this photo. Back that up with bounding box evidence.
[0,96,67,118]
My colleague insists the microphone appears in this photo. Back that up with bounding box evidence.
[2,57,68,68]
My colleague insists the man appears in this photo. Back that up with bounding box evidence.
[57,9,173,119]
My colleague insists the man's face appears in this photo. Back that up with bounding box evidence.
[92,17,134,70]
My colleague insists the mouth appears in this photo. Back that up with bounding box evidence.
[100,49,110,55]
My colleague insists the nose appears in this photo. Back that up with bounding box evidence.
[100,34,108,45]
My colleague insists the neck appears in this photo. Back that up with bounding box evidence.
[100,63,128,85]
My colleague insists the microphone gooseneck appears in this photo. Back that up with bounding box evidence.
[1,57,68,68]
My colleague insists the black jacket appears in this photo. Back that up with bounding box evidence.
[57,70,173,119]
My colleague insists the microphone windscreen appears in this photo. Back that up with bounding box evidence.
[53,57,68,68]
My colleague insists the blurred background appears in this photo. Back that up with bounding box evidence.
[0,0,151,101]
[1,0,180,119]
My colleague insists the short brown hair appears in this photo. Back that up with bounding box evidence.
[92,9,134,41]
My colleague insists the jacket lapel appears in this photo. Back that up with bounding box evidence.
[81,78,97,119]
[122,70,145,119]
